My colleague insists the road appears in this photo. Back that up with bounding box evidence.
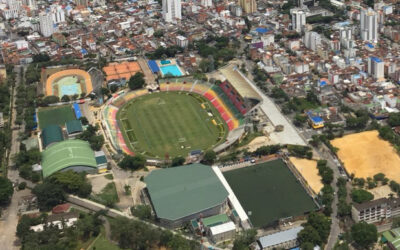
[0,65,31,250]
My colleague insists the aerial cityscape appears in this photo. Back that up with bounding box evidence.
[0,0,398,249]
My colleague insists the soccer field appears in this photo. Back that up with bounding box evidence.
[223,159,317,227]
[38,105,76,129]
[117,92,227,158]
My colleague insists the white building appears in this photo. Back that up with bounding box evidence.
[176,35,188,48]
[368,56,384,80]
[162,0,181,23]
[291,8,306,33]
[360,8,378,43]
[304,31,321,51]
[4,0,21,20]
[201,0,212,8]
[51,5,65,24]
[39,11,54,37]
[209,221,236,243]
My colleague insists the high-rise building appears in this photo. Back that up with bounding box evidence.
[291,8,306,33]
[75,0,88,7]
[51,5,65,24]
[360,8,378,43]
[162,0,181,22]
[238,0,256,14]
[39,11,54,37]
[304,31,321,51]
[4,0,21,20]
[368,56,384,80]
[201,0,212,7]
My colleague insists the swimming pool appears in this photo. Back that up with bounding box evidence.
[160,60,171,65]
[160,65,183,77]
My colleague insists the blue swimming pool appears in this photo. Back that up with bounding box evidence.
[160,65,183,77]
[160,60,171,65]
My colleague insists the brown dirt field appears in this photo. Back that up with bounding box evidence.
[369,185,396,200]
[331,130,400,183]
[289,157,323,194]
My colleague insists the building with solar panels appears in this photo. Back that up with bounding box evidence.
[144,164,229,228]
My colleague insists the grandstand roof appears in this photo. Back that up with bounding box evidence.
[219,64,262,101]
[42,125,64,148]
[145,164,229,221]
[41,139,97,178]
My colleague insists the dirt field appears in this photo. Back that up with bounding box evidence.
[244,136,272,152]
[369,185,395,200]
[289,157,323,194]
[331,130,400,183]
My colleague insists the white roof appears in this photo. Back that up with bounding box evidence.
[258,226,304,248]
[212,167,249,223]
[209,221,236,235]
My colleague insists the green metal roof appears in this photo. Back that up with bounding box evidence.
[42,125,64,148]
[202,214,229,228]
[41,139,97,178]
[145,164,229,221]
[95,155,107,165]
[383,228,400,250]
[65,120,83,134]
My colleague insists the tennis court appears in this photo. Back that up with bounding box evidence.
[38,105,76,129]
[223,159,317,227]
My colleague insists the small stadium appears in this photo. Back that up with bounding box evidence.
[44,68,93,98]
[102,76,260,158]
[223,159,318,228]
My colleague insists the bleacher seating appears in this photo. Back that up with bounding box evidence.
[158,81,245,131]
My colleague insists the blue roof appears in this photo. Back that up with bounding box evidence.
[311,116,324,123]
[148,60,160,73]
[319,80,327,86]
[73,103,82,119]
[367,43,374,48]
[258,226,303,248]
[370,56,382,63]
[81,48,88,55]
[255,27,269,33]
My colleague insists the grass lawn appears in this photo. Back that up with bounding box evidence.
[223,159,317,227]
[117,92,227,158]
[37,105,75,129]
[91,182,119,207]
[88,227,121,250]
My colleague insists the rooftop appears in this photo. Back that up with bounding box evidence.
[41,139,97,178]
[41,124,64,148]
[258,226,304,249]
[145,164,229,221]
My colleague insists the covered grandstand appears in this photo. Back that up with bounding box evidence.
[41,139,98,178]
[144,164,229,228]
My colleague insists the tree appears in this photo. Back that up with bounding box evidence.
[232,229,257,250]
[351,222,377,249]
[351,189,374,204]
[373,173,385,182]
[128,72,145,90]
[0,177,13,205]
[171,156,185,167]
[131,205,152,220]
[41,95,60,105]
[79,116,89,126]
[201,150,216,165]
[48,171,92,198]
[61,95,70,102]
[118,155,146,171]
[299,212,331,245]
[388,113,400,127]
[33,182,66,210]
[298,225,322,246]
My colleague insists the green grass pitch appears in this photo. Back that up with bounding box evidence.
[223,159,317,227]
[38,105,76,129]
[116,92,228,158]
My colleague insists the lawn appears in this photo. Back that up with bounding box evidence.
[37,105,76,129]
[88,227,121,250]
[117,92,227,158]
[223,159,317,227]
[90,182,119,207]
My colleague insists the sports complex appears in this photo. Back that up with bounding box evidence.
[102,77,258,158]
[45,69,93,98]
